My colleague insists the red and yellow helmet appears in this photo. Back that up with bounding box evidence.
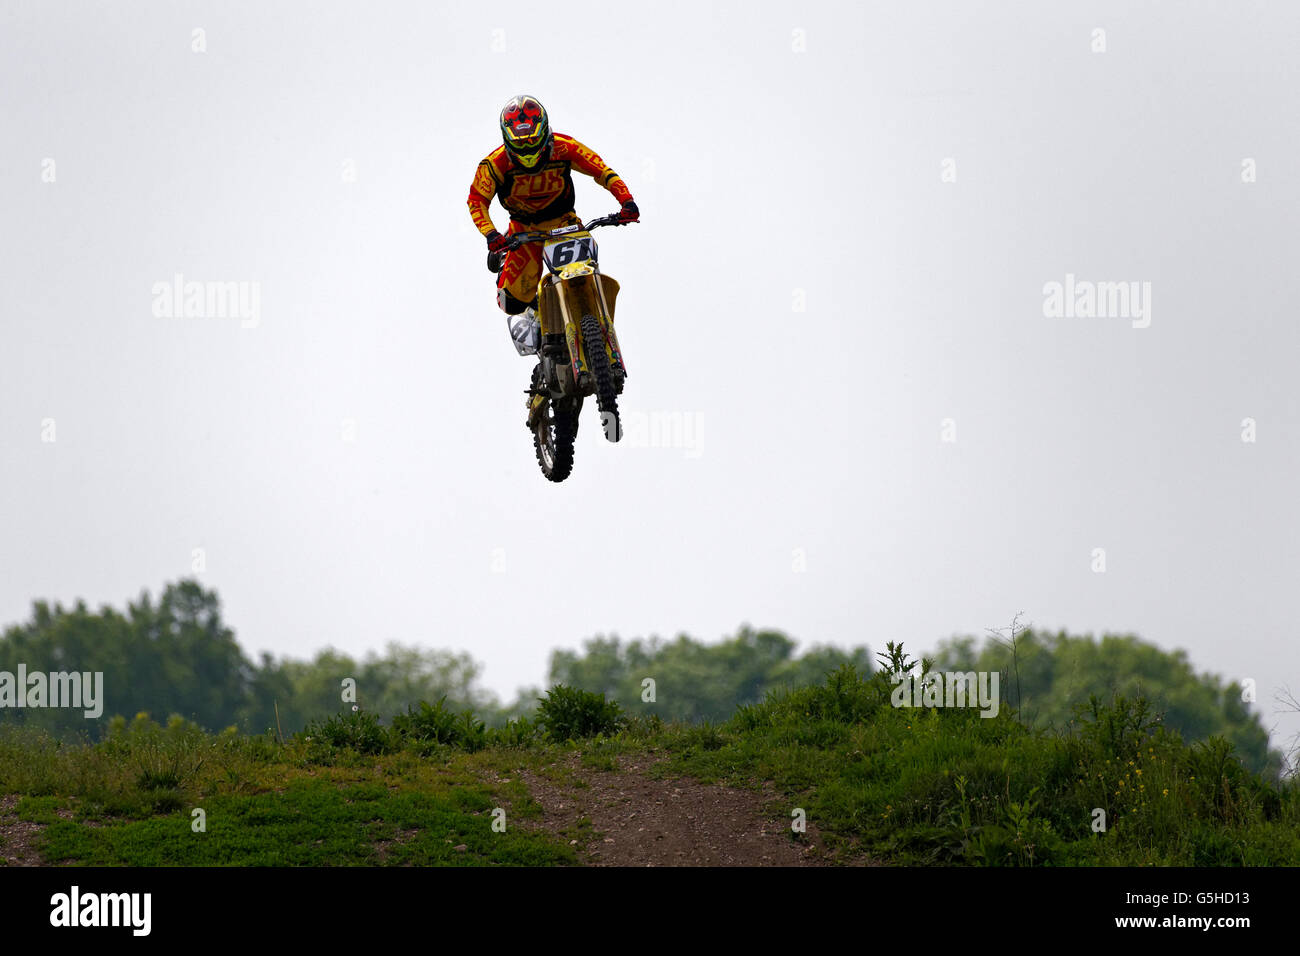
[499,94,552,169]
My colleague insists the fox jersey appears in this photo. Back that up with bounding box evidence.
[467,133,633,234]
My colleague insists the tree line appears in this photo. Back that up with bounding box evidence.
[0,579,1280,775]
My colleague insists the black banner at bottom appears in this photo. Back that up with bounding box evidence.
[0,865,1282,942]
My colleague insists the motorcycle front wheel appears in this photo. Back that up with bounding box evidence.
[581,313,622,442]
[531,364,580,482]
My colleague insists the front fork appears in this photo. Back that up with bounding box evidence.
[555,284,626,391]
[563,320,585,384]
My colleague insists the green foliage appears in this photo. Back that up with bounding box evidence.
[11,750,576,866]
[390,699,487,753]
[1075,693,1162,762]
[0,581,249,737]
[110,713,210,793]
[546,626,875,724]
[875,640,929,680]
[295,699,526,761]
[5,581,1277,789]
[484,715,541,749]
[966,786,1064,866]
[256,644,496,735]
[0,580,509,742]
[1,651,1297,867]
[302,709,393,757]
[673,720,728,753]
[1,577,1288,868]
[662,651,1300,866]
[535,685,625,742]
[933,628,1280,776]
[755,663,886,727]
[390,699,458,747]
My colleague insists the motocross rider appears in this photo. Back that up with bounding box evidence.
[467,94,639,423]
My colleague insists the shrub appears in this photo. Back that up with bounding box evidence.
[1075,693,1162,762]
[536,685,625,742]
[391,699,488,753]
[302,709,392,755]
[101,712,210,792]
[485,716,540,749]
[390,699,459,746]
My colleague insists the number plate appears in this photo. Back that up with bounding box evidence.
[543,236,598,271]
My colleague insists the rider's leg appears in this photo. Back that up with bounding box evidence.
[496,240,542,316]
[496,246,546,425]
[497,288,535,315]
[496,243,542,356]
[490,249,540,426]
[500,288,541,356]
[494,211,583,320]
[496,213,581,427]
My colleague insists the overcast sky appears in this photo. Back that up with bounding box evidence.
[2,1,1297,746]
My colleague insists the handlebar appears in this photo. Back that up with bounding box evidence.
[487,213,635,272]
[505,213,635,251]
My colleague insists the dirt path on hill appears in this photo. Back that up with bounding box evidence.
[506,753,838,866]
[0,795,47,866]
[5,758,864,867]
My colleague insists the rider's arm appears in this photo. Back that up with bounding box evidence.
[467,157,503,236]
[557,135,634,205]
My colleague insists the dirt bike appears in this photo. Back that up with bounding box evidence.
[490,213,635,482]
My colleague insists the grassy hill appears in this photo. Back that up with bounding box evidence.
[2,654,1297,866]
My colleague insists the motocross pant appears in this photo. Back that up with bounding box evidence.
[495,211,584,314]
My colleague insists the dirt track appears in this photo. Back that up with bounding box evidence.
[0,795,45,866]
[511,753,835,866]
[3,757,848,867]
